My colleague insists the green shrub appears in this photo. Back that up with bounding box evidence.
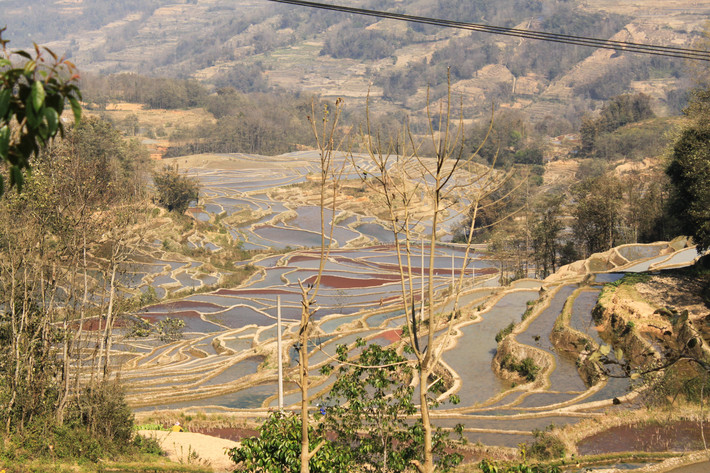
[522,299,538,321]
[133,434,164,455]
[528,427,566,460]
[501,354,540,382]
[227,411,352,473]
[496,322,517,343]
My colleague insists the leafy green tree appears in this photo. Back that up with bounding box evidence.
[531,194,564,278]
[152,163,199,213]
[0,31,156,468]
[572,174,624,256]
[579,93,655,157]
[226,411,352,473]
[0,27,82,195]
[319,342,462,472]
[467,109,528,168]
[667,88,710,251]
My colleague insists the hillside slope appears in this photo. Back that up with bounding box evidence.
[4,0,709,122]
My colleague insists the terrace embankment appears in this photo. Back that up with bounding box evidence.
[549,286,602,386]
[589,275,665,372]
[491,288,554,387]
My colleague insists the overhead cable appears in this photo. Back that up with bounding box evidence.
[264,0,710,61]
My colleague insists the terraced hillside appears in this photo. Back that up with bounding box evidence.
[77,152,705,455]
[4,0,708,121]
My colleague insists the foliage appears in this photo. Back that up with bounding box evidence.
[645,359,710,405]
[56,116,151,199]
[152,163,199,213]
[132,433,165,456]
[321,22,399,60]
[607,272,651,289]
[319,342,463,472]
[85,72,208,110]
[466,110,536,168]
[572,174,624,256]
[522,300,538,321]
[226,410,352,473]
[527,428,566,460]
[591,119,674,161]
[531,194,564,278]
[0,28,82,195]
[667,88,710,251]
[496,322,517,343]
[64,381,135,450]
[155,317,186,342]
[0,36,150,465]
[0,381,139,464]
[506,5,628,81]
[579,93,655,157]
[500,354,540,382]
[479,458,561,473]
[127,316,185,342]
[163,92,324,157]
[319,342,416,472]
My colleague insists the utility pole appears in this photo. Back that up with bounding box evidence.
[277,295,284,410]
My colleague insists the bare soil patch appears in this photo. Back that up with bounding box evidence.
[138,430,241,472]
[635,275,710,320]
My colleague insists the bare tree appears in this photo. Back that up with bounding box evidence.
[357,80,516,473]
[297,98,347,473]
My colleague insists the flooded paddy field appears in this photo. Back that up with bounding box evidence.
[102,153,705,451]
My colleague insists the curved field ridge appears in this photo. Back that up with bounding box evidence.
[108,153,701,447]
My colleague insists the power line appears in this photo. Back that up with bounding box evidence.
[265,0,710,61]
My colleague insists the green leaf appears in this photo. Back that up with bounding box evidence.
[0,89,11,119]
[25,97,39,128]
[43,107,58,136]
[10,165,23,192]
[630,372,640,380]
[599,344,611,356]
[31,80,45,112]
[14,50,32,60]
[614,347,623,361]
[23,59,36,75]
[69,96,81,124]
[0,125,9,159]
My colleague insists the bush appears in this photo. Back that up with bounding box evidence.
[501,354,540,382]
[528,427,566,460]
[133,434,164,455]
[66,381,135,448]
[496,322,516,343]
[152,164,199,214]
[226,411,352,473]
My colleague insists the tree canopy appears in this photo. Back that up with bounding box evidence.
[667,88,710,251]
[152,163,199,214]
[0,27,82,195]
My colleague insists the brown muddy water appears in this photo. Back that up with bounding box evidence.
[577,421,710,455]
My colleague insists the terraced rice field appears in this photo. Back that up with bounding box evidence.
[102,152,702,448]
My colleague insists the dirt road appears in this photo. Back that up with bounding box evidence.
[138,430,239,473]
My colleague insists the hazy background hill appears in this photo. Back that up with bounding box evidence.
[4,0,709,129]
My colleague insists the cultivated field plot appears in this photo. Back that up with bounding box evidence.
[104,152,701,447]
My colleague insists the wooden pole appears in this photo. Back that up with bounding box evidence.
[420,239,424,323]
[277,295,284,410]
[451,251,455,287]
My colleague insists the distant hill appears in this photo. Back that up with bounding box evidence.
[4,0,709,125]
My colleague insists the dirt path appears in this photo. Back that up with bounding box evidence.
[138,430,239,472]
